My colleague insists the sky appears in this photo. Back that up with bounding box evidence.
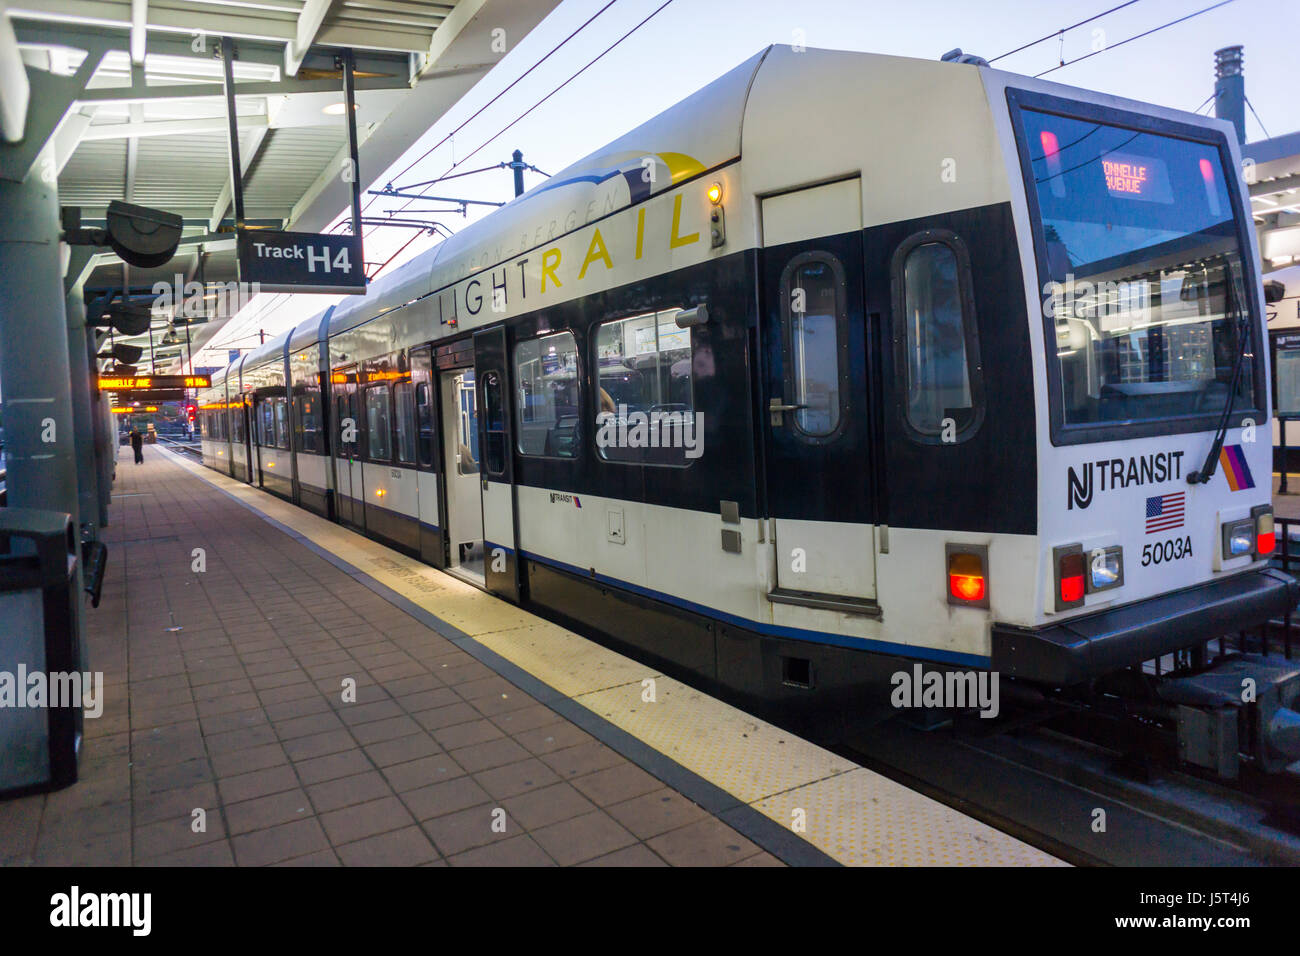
[195,0,1300,365]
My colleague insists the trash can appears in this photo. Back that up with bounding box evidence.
[0,508,83,797]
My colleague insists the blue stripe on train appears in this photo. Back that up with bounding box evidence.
[487,541,991,669]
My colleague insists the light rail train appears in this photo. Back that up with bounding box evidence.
[198,46,1300,777]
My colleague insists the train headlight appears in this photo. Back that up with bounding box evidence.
[1222,518,1254,558]
[1253,505,1275,557]
[1086,546,1123,593]
[1052,544,1086,611]
[945,544,989,608]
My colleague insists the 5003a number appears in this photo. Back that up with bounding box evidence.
[1142,536,1192,566]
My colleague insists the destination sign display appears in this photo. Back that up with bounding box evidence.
[97,375,210,390]
[1100,152,1172,203]
[237,229,366,294]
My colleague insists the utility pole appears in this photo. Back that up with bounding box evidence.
[1214,46,1246,145]
[510,150,526,197]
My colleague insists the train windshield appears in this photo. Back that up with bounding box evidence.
[1018,106,1257,434]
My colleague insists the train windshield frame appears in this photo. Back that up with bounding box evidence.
[1007,88,1264,446]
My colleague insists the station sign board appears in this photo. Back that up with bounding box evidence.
[97,375,210,391]
[237,230,366,294]
[1273,330,1300,418]
[115,390,188,403]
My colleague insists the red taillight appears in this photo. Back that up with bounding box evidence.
[947,550,988,606]
[1255,508,1276,557]
[951,573,985,602]
[1056,548,1085,609]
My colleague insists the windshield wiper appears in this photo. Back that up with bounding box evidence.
[1188,264,1253,485]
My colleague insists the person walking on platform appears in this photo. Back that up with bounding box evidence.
[130,427,144,465]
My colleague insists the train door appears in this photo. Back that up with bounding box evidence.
[253,397,269,487]
[440,366,484,583]
[411,347,444,566]
[473,326,521,602]
[759,177,878,609]
[239,398,254,484]
[333,368,362,528]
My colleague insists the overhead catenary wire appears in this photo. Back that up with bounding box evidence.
[990,0,1145,63]
[1035,0,1239,77]
[358,0,623,226]
[373,0,676,236]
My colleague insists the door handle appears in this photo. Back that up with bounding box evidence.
[768,399,808,413]
[768,397,807,426]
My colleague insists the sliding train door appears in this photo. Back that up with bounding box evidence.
[473,326,522,602]
[759,177,878,611]
[439,365,483,582]
[332,367,363,529]
[411,347,444,566]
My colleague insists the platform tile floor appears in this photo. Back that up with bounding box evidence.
[0,447,783,866]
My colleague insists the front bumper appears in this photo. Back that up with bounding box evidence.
[991,568,1300,686]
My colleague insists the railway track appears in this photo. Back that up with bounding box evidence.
[840,681,1300,867]
[155,436,203,460]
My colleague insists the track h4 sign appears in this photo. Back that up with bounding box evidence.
[237,230,366,294]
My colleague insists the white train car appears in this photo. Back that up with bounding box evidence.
[200,46,1300,775]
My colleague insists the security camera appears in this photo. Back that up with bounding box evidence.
[1264,280,1286,305]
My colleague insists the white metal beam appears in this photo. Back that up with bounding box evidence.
[0,10,31,143]
[285,0,335,77]
[8,0,296,45]
[51,107,92,173]
[208,123,268,231]
[129,0,146,64]
[79,113,268,140]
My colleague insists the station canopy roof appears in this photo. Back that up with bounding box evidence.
[2,0,559,373]
[1248,130,1300,274]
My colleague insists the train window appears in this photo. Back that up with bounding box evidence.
[455,370,478,476]
[594,309,695,465]
[415,381,435,468]
[894,232,983,442]
[260,401,274,447]
[483,370,507,476]
[335,394,353,450]
[780,256,847,439]
[514,332,580,459]
[394,381,417,464]
[365,385,392,461]
[274,397,290,450]
[1014,105,1256,437]
[296,392,321,454]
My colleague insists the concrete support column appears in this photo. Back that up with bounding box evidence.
[0,168,81,524]
[64,288,99,537]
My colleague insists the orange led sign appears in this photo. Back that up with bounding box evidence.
[98,374,211,390]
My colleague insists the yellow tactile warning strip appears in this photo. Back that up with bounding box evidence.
[164,449,1064,866]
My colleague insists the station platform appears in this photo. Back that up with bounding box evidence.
[0,445,1061,867]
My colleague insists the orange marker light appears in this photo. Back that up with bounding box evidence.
[947,552,986,603]
[707,182,723,205]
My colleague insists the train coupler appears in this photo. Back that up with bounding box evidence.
[1155,654,1300,779]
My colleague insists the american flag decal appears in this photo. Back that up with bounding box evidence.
[1145,492,1185,534]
